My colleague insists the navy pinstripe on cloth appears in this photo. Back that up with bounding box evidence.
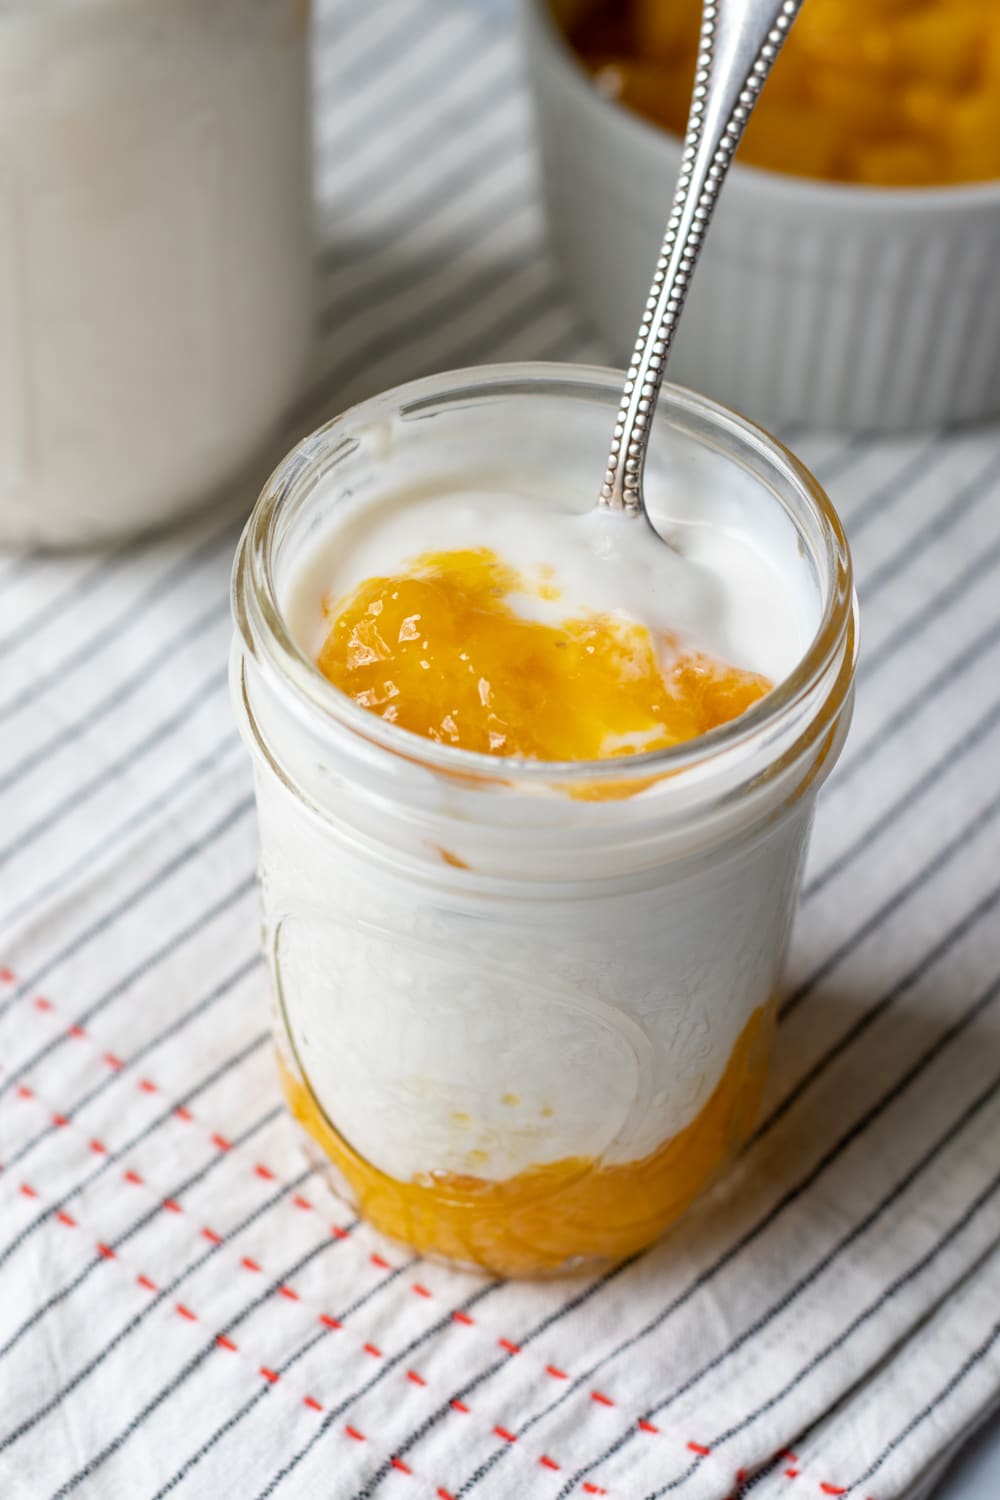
[1,1,1000,1496]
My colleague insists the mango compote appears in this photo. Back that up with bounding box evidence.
[570,0,1000,186]
[315,546,771,762]
[275,546,776,1277]
[280,1002,773,1277]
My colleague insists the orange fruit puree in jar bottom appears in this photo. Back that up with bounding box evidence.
[297,546,775,1274]
[280,1002,773,1277]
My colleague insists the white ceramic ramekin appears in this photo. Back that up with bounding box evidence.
[523,0,1000,432]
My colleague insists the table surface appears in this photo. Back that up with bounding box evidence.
[935,1418,1000,1498]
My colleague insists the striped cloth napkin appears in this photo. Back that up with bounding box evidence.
[2,1,1000,1496]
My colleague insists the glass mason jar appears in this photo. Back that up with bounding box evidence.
[0,0,313,546]
[231,364,857,1279]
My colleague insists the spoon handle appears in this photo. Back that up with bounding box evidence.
[599,0,803,513]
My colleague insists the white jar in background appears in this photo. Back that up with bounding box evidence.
[231,364,858,1278]
[0,0,313,547]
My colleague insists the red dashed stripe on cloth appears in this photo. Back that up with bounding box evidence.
[7,997,618,1429]
[3,1177,458,1490]
[9,1169,605,1490]
[6,1133,361,1333]
[6,1138,875,1500]
[2,1008,345,1246]
[2,966,875,1500]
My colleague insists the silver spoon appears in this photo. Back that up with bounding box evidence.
[599,0,804,519]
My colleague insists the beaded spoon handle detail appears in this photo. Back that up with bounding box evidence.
[599,0,804,518]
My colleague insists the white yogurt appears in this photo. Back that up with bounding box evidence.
[0,0,312,545]
[262,473,817,1182]
[286,480,814,683]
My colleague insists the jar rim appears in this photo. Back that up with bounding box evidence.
[233,361,856,790]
